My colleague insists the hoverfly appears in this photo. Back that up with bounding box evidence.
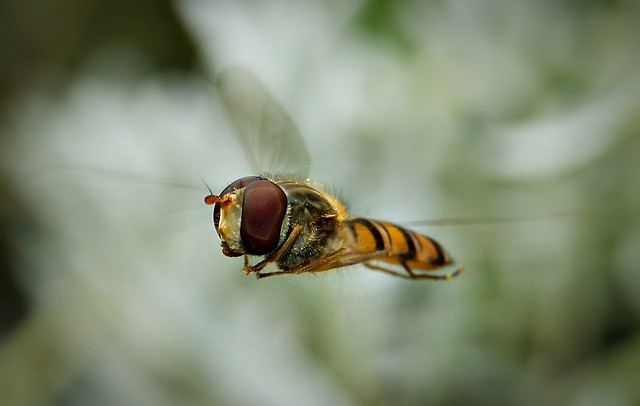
[205,67,464,280]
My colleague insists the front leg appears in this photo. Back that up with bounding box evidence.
[242,224,302,276]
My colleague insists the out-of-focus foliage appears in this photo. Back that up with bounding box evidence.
[1,0,639,405]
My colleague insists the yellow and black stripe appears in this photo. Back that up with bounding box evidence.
[346,218,453,271]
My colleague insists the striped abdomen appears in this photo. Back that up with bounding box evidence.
[344,218,454,272]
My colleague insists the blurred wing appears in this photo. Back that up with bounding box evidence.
[217,67,310,178]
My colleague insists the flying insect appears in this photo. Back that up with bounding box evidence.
[205,67,463,280]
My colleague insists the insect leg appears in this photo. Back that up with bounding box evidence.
[255,249,388,278]
[243,224,302,275]
[254,248,350,278]
[364,261,465,280]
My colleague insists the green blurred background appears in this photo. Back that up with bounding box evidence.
[1,0,639,405]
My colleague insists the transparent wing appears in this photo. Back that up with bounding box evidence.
[217,67,310,178]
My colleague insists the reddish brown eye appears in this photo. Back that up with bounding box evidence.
[241,180,287,255]
[213,176,261,229]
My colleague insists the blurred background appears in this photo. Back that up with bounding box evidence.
[1,0,639,404]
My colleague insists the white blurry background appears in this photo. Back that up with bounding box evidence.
[1,0,640,405]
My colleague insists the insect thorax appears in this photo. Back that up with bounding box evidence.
[276,181,346,270]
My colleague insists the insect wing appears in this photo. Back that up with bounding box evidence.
[217,67,310,178]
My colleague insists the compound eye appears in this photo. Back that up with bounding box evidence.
[213,176,261,229]
[241,180,287,255]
